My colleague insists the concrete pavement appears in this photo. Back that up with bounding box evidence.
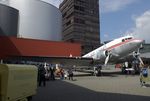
[32,69,150,101]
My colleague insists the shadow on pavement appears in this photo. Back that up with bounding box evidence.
[32,80,150,101]
[145,84,150,87]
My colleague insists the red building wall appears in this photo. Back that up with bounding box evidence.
[0,36,81,59]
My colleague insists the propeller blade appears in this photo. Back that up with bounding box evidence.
[105,54,110,66]
[138,56,144,65]
[133,50,144,65]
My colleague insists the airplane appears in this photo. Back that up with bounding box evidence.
[82,35,144,66]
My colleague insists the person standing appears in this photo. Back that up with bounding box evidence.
[68,68,73,81]
[140,64,148,86]
[50,66,55,81]
[38,64,46,87]
[60,68,64,80]
[142,65,148,77]
[64,70,68,79]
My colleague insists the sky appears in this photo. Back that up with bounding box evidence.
[100,0,150,43]
[42,0,150,43]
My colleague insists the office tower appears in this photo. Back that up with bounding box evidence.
[60,0,100,55]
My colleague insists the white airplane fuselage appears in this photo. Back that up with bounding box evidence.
[82,36,143,64]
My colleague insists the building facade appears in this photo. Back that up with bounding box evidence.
[0,36,81,59]
[0,0,81,61]
[0,0,62,41]
[0,4,18,37]
[59,0,100,55]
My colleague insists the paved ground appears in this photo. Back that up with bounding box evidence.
[32,69,150,101]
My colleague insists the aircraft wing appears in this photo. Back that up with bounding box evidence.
[108,53,143,64]
[111,55,133,64]
[91,54,135,65]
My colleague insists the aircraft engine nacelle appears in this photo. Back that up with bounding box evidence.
[97,50,109,59]
[104,50,109,57]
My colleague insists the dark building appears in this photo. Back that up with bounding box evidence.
[59,0,100,55]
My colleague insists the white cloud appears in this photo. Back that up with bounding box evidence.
[41,0,63,8]
[126,10,150,43]
[100,0,137,13]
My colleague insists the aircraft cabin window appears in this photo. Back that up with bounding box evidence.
[128,37,132,40]
[122,39,125,42]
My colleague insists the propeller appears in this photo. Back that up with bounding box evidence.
[138,56,144,65]
[137,48,144,65]
[133,50,144,65]
[104,50,119,66]
[104,54,110,66]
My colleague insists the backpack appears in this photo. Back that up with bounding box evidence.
[142,68,148,77]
